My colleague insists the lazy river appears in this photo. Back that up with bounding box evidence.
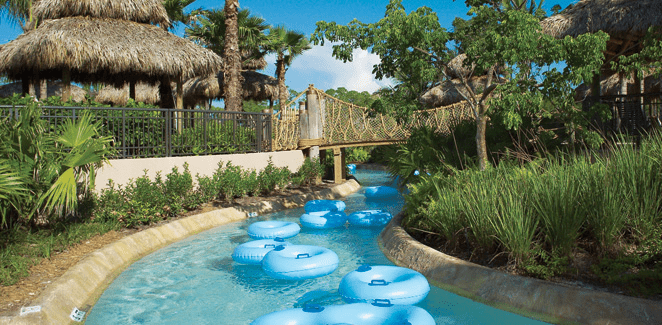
[85,169,548,324]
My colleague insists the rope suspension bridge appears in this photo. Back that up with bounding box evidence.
[271,85,474,182]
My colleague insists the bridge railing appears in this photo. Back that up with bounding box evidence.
[269,85,476,151]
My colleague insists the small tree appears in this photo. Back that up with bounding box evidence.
[312,0,608,170]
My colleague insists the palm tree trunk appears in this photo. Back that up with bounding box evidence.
[276,57,287,111]
[223,0,243,111]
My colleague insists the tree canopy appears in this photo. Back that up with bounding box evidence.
[313,0,609,170]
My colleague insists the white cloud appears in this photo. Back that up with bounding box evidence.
[262,44,394,94]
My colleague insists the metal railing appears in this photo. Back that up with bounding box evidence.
[0,105,272,158]
[583,93,662,136]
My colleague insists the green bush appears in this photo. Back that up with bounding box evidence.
[293,158,324,186]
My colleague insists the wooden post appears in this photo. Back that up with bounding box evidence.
[21,77,29,96]
[299,102,310,157]
[341,147,347,180]
[306,84,320,159]
[62,69,71,102]
[29,72,37,98]
[39,79,48,100]
[333,147,343,184]
[176,80,184,134]
[129,81,136,101]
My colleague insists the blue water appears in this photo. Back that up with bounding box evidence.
[85,170,548,324]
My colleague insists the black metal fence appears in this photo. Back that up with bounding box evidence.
[583,93,662,136]
[0,105,272,158]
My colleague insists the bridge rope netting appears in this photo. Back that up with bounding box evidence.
[271,86,475,151]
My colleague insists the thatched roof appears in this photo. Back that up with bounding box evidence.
[243,56,268,71]
[33,0,170,27]
[184,70,283,105]
[95,82,161,106]
[419,76,501,108]
[0,16,223,86]
[445,54,472,80]
[541,0,662,74]
[0,81,87,102]
[540,0,662,40]
[574,73,662,101]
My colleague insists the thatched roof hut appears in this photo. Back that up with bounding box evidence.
[419,76,502,108]
[33,0,170,28]
[445,54,472,80]
[575,73,662,101]
[95,82,162,106]
[0,17,222,86]
[540,0,661,39]
[541,0,662,72]
[0,81,87,102]
[184,70,284,106]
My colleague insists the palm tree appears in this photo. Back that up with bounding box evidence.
[223,0,242,111]
[267,26,311,111]
[0,0,33,30]
[162,0,202,31]
[186,7,269,70]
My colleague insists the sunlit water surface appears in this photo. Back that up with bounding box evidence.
[86,169,548,324]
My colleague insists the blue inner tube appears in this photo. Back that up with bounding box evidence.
[262,245,339,280]
[348,210,393,227]
[247,221,300,239]
[251,302,435,325]
[339,265,430,305]
[231,238,291,265]
[300,211,348,229]
[304,200,346,213]
[364,186,399,200]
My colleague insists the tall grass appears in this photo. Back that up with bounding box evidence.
[529,159,587,256]
[404,131,662,269]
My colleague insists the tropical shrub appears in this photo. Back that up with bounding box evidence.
[293,158,324,186]
[0,102,113,229]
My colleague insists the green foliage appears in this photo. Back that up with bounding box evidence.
[257,158,291,194]
[313,0,610,170]
[325,87,375,107]
[345,147,372,163]
[611,26,662,79]
[186,8,269,64]
[172,121,255,155]
[0,219,119,286]
[293,158,324,186]
[403,132,662,280]
[0,102,113,228]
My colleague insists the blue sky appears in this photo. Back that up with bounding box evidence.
[0,0,576,94]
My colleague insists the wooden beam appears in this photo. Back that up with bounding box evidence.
[39,79,47,100]
[333,147,343,184]
[176,80,183,134]
[129,81,136,101]
[319,140,405,150]
[62,69,71,102]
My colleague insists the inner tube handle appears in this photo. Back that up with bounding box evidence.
[296,253,310,259]
[369,279,388,286]
[372,299,393,307]
[302,304,325,313]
